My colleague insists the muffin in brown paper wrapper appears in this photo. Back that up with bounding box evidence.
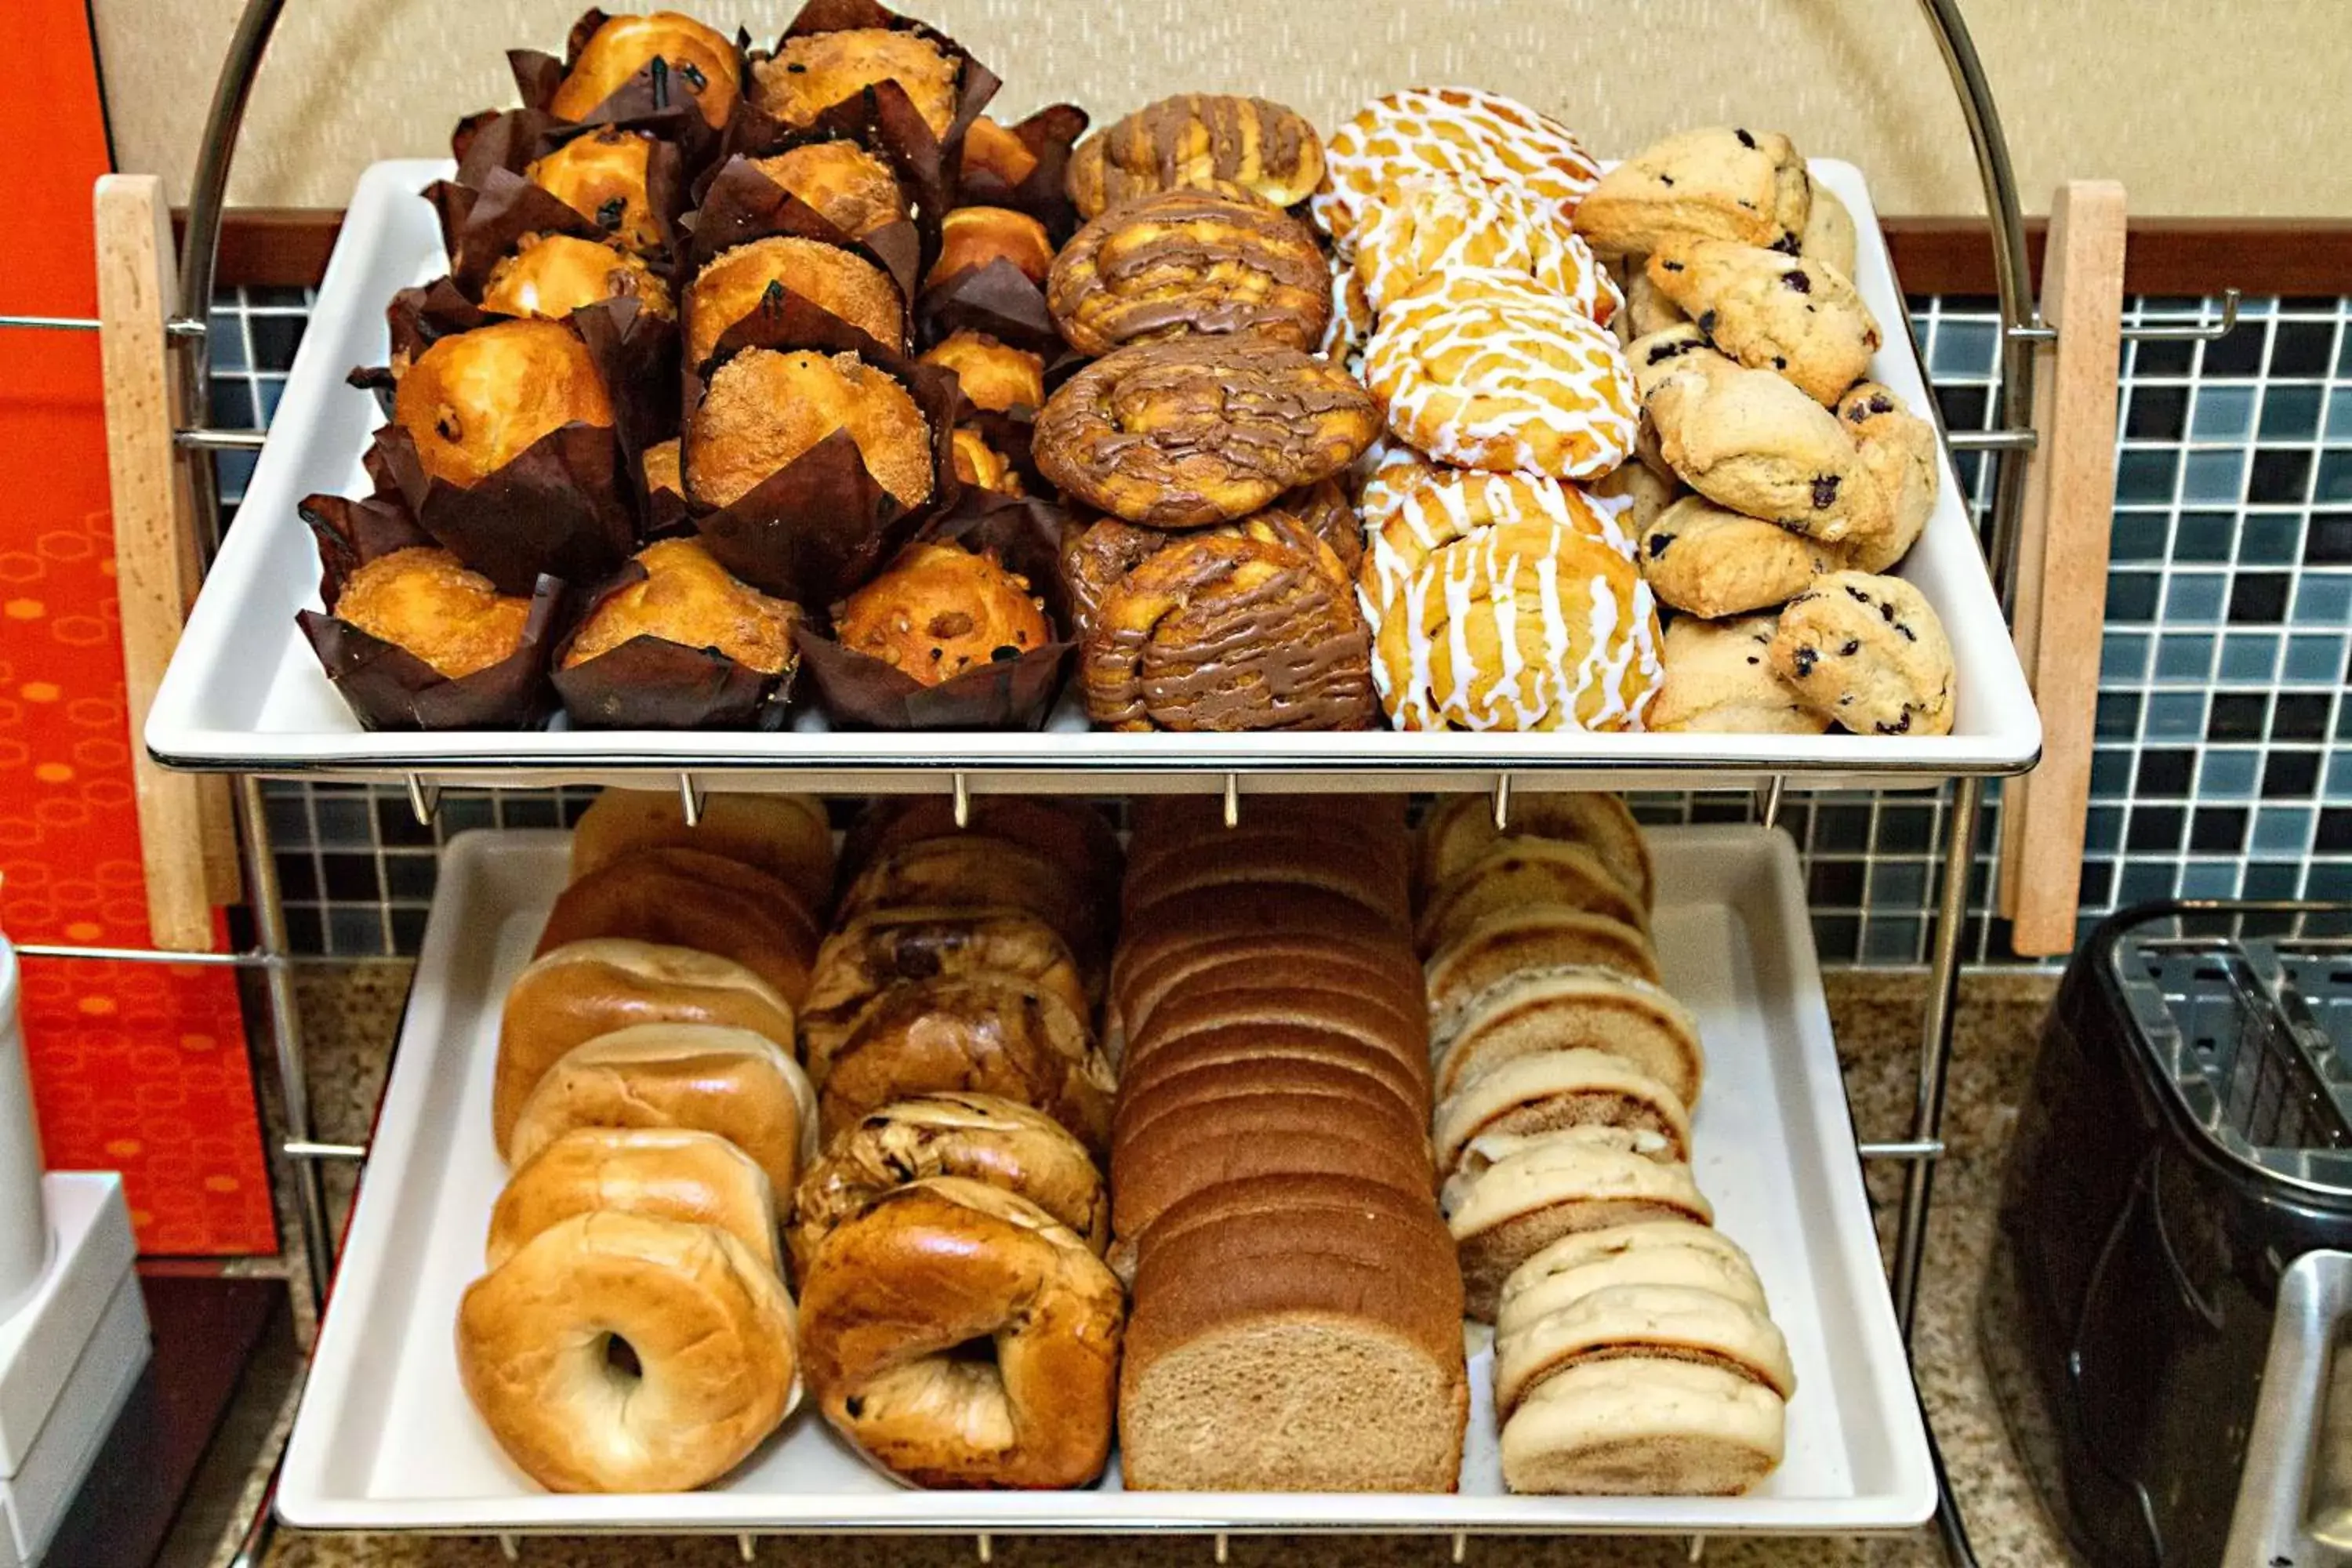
[506,9,736,169]
[792,488,1074,730]
[956,103,1091,245]
[431,117,691,285]
[377,418,634,601]
[681,147,921,307]
[682,303,962,608]
[914,256,1058,355]
[550,558,797,731]
[742,0,1001,274]
[296,491,565,731]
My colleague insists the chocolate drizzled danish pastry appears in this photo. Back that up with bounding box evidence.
[1047,187,1330,356]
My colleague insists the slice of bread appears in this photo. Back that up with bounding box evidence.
[1129,984,1430,1076]
[1433,1048,1692,1178]
[1112,1108,1435,1244]
[1441,1128,1714,1320]
[1415,839,1650,957]
[1137,1173,1453,1275]
[1499,1359,1784,1496]
[1114,1022,1432,1124]
[1493,1282,1797,1417]
[1123,833,1412,925]
[1110,884,1412,1004]
[1432,965,1704,1106]
[1116,1060,1430,1154]
[1120,945,1427,1054]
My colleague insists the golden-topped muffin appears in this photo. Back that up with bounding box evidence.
[524,127,664,253]
[686,347,933,510]
[834,540,1051,685]
[481,234,675,322]
[918,329,1045,414]
[752,27,958,138]
[748,141,908,240]
[394,319,613,488]
[334,547,533,678]
[563,538,800,673]
[550,12,741,128]
[925,206,1054,289]
[684,234,906,367]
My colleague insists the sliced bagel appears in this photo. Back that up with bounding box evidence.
[1499,1359,1785,1496]
[1440,1127,1714,1321]
[1415,839,1648,958]
[1433,1048,1692,1178]
[1495,1221,1767,1341]
[1432,965,1704,1108]
[1425,906,1661,1038]
[1494,1282,1796,1417]
[1417,793,1653,910]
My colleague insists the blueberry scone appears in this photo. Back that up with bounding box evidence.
[1798,175,1858,277]
[1646,238,1880,406]
[1573,127,1809,260]
[1642,354,1891,545]
[1638,495,1842,619]
[1836,382,1938,572]
[1767,572,1955,736]
[1648,613,1827,735]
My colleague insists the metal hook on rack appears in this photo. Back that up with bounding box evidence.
[1491,773,1512,832]
[404,774,439,827]
[496,1534,521,1562]
[975,1533,993,1563]
[953,771,972,829]
[1450,1532,1469,1563]
[1687,1534,1708,1563]
[1221,774,1240,829]
[2120,288,2241,344]
[1755,775,1786,830]
[1214,1532,1230,1563]
[737,1532,759,1562]
[677,773,705,827]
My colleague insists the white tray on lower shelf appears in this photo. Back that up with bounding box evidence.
[149,155,2036,795]
[278,824,1933,1535]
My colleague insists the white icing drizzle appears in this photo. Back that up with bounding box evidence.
[1353,173,1617,324]
[1363,265,1640,479]
[1312,86,1603,246]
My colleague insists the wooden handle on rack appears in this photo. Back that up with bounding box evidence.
[94,173,243,951]
[1996,180,2126,956]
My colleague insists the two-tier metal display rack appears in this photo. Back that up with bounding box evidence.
[2,1,2245,1562]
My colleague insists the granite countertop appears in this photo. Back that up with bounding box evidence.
[221,965,2070,1568]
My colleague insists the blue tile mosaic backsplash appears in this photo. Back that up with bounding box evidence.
[207,288,2352,965]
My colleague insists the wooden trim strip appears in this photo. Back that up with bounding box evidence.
[180,208,2352,299]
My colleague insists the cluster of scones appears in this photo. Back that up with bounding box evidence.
[299,1,1955,739]
[1411,796,1795,1494]
[452,786,1797,1500]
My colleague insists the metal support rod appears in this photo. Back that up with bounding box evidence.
[13,942,277,967]
[1754,776,1786,830]
[952,771,972,829]
[1928,1406,1982,1567]
[239,772,332,1313]
[1221,774,1240,829]
[1491,773,1512,832]
[1916,0,2038,616]
[678,772,705,827]
[284,1139,368,1161]
[1891,774,1983,1340]
[0,313,101,332]
[174,427,270,451]
[1944,429,2038,452]
[1859,1139,1947,1162]
[2121,289,2240,343]
[177,0,290,562]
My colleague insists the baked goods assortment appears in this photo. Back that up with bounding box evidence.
[293,3,1963,744]
[792,797,1123,1486]
[458,787,831,1492]
[1109,795,1468,1489]
[1411,793,1800,1494]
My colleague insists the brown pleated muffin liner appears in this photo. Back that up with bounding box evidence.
[744,0,1003,276]
[549,560,797,731]
[296,491,566,731]
[377,419,635,601]
[506,9,731,169]
[954,103,1090,245]
[914,256,1058,355]
[681,147,921,307]
[791,488,1075,730]
[430,112,692,285]
[681,305,964,609]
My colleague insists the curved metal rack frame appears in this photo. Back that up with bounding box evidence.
[0,2,2240,1562]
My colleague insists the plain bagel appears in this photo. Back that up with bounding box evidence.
[1500,1358,1785,1496]
[535,847,824,1008]
[507,1023,820,1193]
[798,1177,1125,1489]
[1416,792,1654,910]
[1493,1281,1797,1417]
[1432,965,1704,1106]
[494,938,797,1155]
[456,1211,799,1493]
[570,789,837,909]
[1432,1048,1693,1178]
[488,1126,780,1273]
[790,1092,1109,1278]
[1414,838,1649,957]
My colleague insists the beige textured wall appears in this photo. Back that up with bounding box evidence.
[93,0,2352,216]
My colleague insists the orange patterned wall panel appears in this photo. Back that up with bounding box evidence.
[0,2,274,1254]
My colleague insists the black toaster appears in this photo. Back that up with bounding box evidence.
[1985,901,2352,1567]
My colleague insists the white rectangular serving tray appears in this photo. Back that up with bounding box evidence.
[278,824,1934,1536]
[149,157,2038,796]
